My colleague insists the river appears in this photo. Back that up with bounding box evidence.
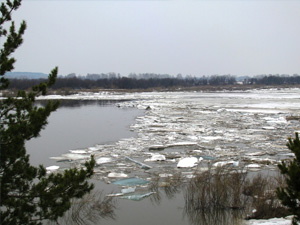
[26,89,300,225]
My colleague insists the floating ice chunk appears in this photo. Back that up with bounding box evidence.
[107,172,128,178]
[213,161,239,167]
[246,152,266,156]
[232,161,239,167]
[245,164,261,168]
[187,135,198,141]
[185,174,196,179]
[69,149,87,154]
[262,126,275,130]
[215,146,222,151]
[125,157,152,169]
[201,155,216,160]
[120,192,155,201]
[121,187,136,194]
[247,157,277,165]
[96,157,113,165]
[112,177,150,186]
[88,147,99,151]
[201,136,223,142]
[107,193,124,197]
[46,165,59,172]
[263,116,287,124]
[177,157,199,168]
[159,173,173,178]
[278,153,294,157]
[62,153,90,160]
[217,108,227,112]
[167,142,198,147]
[193,150,203,153]
[145,154,166,162]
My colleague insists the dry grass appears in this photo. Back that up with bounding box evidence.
[243,173,289,220]
[184,166,290,224]
[185,166,248,211]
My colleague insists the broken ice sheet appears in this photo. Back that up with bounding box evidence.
[213,161,239,167]
[121,187,136,194]
[144,154,166,162]
[50,89,300,187]
[125,157,152,170]
[61,153,90,161]
[69,149,88,154]
[96,157,113,165]
[120,192,155,201]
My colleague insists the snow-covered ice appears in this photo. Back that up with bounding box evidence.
[46,165,59,172]
[145,154,166,162]
[107,172,128,178]
[245,216,292,225]
[177,157,200,168]
[96,157,113,165]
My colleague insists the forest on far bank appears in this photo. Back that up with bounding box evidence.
[4,74,300,91]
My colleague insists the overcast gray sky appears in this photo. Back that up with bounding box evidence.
[10,0,300,77]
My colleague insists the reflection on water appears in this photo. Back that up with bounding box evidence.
[183,166,250,225]
[26,100,144,166]
[183,208,244,225]
[47,191,117,225]
[36,99,127,108]
[148,173,183,204]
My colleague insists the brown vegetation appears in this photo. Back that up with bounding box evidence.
[184,166,290,224]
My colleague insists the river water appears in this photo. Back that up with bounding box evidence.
[26,89,300,225]
[26,100,144,167]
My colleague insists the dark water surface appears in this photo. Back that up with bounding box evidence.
[26,100,144,167]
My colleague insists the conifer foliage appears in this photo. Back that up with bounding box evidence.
[0,1,95,224]
[277,133,300,225]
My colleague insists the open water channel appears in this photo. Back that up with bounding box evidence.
[26,89,300,225]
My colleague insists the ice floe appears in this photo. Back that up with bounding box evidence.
[69,149,88,154]
[46,165,59,173]
[245,164,261,168]
[213,161,239,167]
[96,157,113,165]
[144,154,166,162]
[61,153,90,160]
[107,172,128,178]
[120,192,155,201]
[121,187,136,194]
[177,157,200,168]
[125,157,152,169]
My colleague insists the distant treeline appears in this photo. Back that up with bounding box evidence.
[5,74,300,90]
[243,75,300,85]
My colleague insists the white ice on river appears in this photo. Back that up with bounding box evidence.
[43,88,300,177]
[41,88,300,224]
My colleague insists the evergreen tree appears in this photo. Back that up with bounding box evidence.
[0,1,95,224]
[277,132,300,225]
